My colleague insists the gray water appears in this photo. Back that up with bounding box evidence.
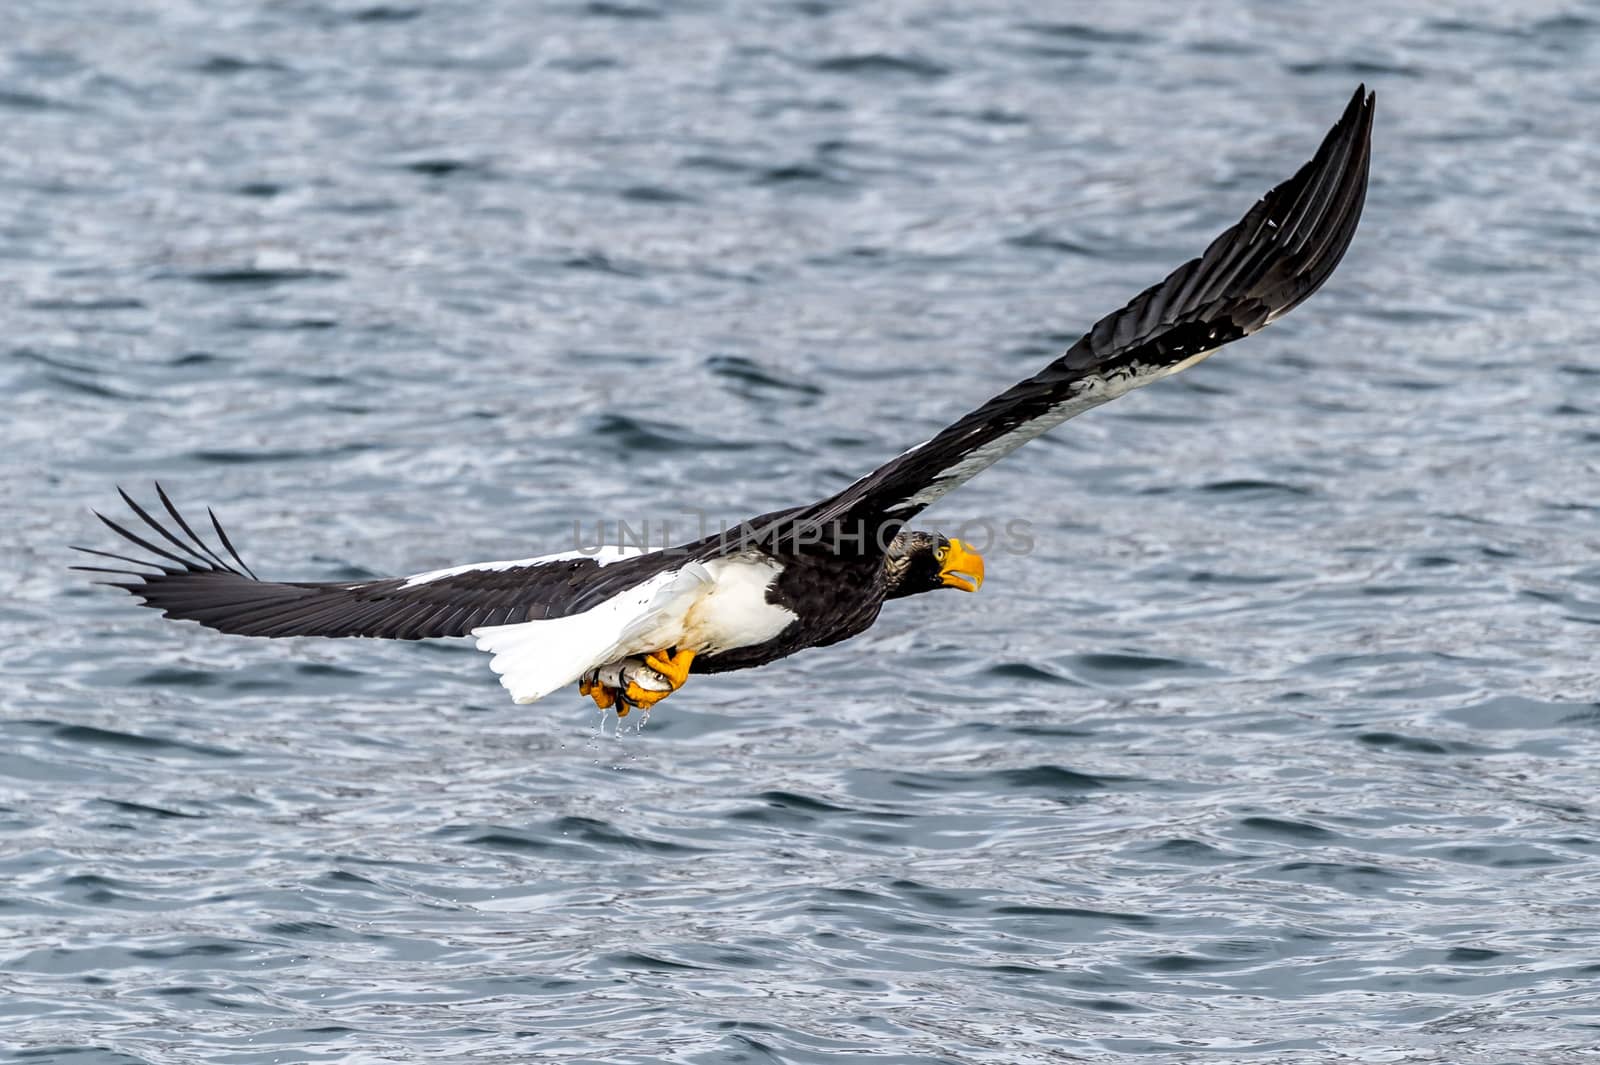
[4,1,1600,1062]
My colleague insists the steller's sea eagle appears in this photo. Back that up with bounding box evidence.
[75,88,1375,716]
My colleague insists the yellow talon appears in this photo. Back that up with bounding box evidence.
[579,678,617,711]
[579,649,695,717]
[643,647,696,690]
[622,681,673,711]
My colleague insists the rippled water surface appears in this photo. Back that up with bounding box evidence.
[5,1,1600,1061]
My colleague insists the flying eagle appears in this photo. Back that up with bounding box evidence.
[75,88,1375,716]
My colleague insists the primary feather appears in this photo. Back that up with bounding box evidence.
[781,86,1374,545]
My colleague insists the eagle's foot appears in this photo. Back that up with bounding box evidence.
[578,674,617,711]
[620,681,672,714]
[616,649,695,716]
[581,656,681,717]
[618,648,694,714]
[643,647,696,690]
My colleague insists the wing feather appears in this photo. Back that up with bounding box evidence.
[73,488,671,641]
[780,87,1374,543]
[154,482,238,573]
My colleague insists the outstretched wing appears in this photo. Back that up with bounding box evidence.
[784,86,1374,542]
[72,485,667,640]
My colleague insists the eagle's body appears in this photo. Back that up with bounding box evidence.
[76,89,1376,715]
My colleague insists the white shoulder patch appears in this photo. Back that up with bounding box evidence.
[684,554,796,654]
[402,544,644,589]
[470,560,712,705]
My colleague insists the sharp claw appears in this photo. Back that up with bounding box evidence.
[581,651,693,717]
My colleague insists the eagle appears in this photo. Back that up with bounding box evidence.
[75,88,1375,717]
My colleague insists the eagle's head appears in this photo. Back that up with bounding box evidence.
[884,531,985,600]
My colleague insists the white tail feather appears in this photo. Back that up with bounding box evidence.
[471,562,712,704]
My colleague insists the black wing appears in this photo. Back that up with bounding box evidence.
[779,86,1374,544]
[72,485,668,639]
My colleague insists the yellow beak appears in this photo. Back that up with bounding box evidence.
[939,539,985,593]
